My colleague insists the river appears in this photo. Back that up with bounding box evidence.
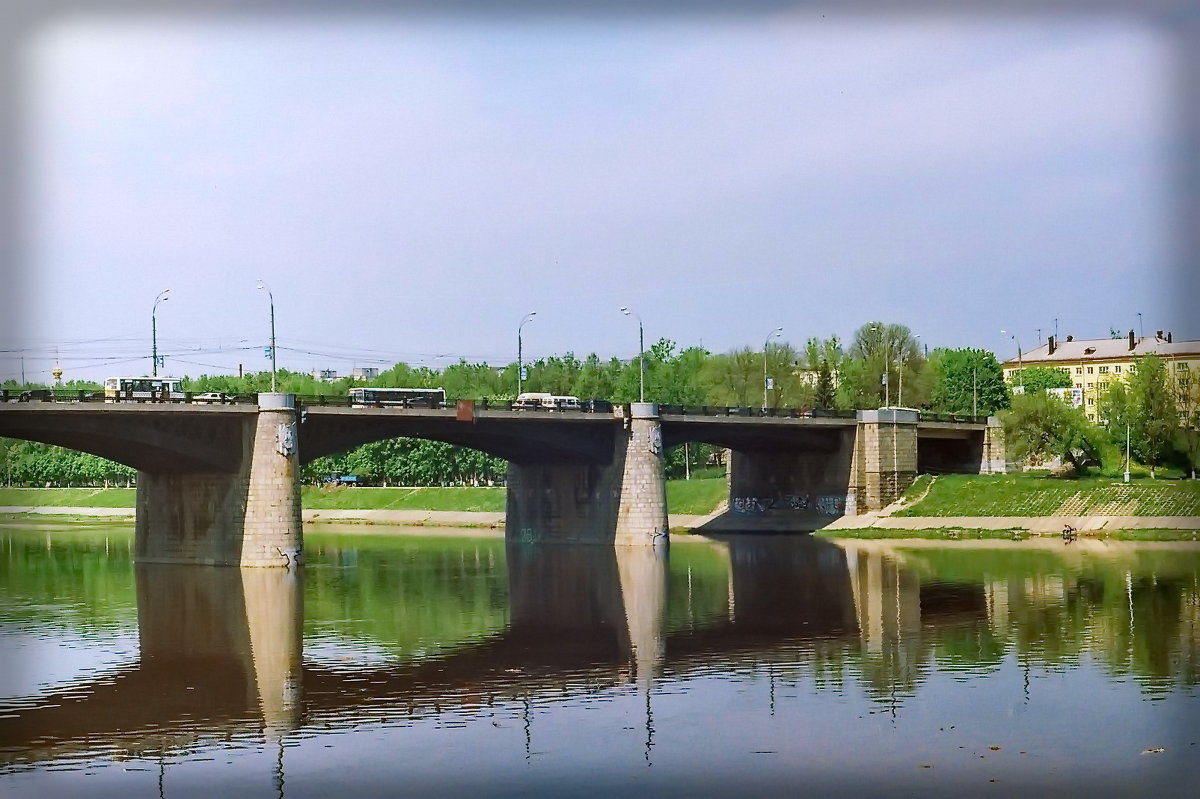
[2,521,1199,797]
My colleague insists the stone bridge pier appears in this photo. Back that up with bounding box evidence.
[136,393,302,567]
[506,402,669,547]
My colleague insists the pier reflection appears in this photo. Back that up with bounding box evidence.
[3,530,1200,773]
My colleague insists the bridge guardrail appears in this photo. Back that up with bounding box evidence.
[1,389,987,424]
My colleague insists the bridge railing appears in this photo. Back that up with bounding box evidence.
[2,389,989,424]
[0,388,260,405]
[917,412,990,424]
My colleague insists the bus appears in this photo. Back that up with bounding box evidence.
[348,387,446,408]
[104,376,184,401]
[513,393,581,411]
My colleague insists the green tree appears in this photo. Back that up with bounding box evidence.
[814,360,836,410]
[928,348,1009,416]
[1176,367,1200,479]
[1008,365,1072,394]
[1127,355,1180,478]
[846,322,925,408]
[1001,392,1103,475]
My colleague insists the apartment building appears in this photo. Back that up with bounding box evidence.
[1001,330,1199,422]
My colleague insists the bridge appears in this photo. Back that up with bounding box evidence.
[0,393,1006,566]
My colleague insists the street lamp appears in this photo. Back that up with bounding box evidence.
[152,289,170,377]
[763,327,783,411]
[869,324,890,407]
[257,279,277,392]
[1001,329,1023,389]
[620,306,645,403]
[898,334,919,407]
[517,311,536,396]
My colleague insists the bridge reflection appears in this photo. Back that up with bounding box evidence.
[0,537,1024,770]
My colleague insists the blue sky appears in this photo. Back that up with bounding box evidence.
[4,8,1186,383]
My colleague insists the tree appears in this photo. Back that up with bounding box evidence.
[928,348,1010,416]
[1127,355,1179,478]
[1009,365,1072,395]
[814,360,836,410]
[1001,392,1103,475]
[1176,367,1200,479]
[846,322,925,408]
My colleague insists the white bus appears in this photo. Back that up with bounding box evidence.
[348,387,446,408]
[104,376,184,400]
[513,393,581,411]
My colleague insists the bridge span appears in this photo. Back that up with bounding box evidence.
[0,395,1006,566]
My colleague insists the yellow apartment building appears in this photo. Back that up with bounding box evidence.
[1001,330,1200,423]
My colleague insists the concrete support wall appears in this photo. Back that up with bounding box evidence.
[240,394,302,567]
[719,427,858,530]
[506,403,668,547]
[615,404,668,547]
[981,416,1009,474]
[135,394,301,567]
[854,409,919,511]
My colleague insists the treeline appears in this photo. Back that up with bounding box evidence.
[0,320,1014,488]
[6,320,1197,485]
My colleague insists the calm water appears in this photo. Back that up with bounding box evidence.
[2,522,1199,797]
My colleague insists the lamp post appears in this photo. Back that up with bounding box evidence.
[620,306,645,403]
[517,311,536,396]
[257,279,277,392]
[898,334,919,407]
[1001,329,1023,389]
[763,327,782,410]
[870,324,889,407]
[1124,423,1131,484]
[152,289,170,377]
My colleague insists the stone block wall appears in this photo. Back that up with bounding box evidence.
[135,394,301,567]
[506,403,668,547]
[855,410,919,511]
[240,397,302,567]
[614,405,668,547]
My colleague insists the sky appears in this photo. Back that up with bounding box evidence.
[1,5,1191,384]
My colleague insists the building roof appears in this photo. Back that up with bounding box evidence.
[1002,334,1200,368]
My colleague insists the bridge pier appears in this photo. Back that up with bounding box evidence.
[853,409,919,511]
[506,402,668,547]
[136,394,302,567]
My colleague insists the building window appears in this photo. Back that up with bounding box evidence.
[1114,365,1121,373]
[1087,366,1094,374]
[1178,362,1190,370]
[1098,365,1109,374]
[1075,367,1083,374]
[1087,413,1095,421]
[1074,383,1082,389]
[1087,383,1094,390]
[1087,397,1094,406]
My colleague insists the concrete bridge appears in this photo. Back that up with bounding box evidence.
[0,396,1006,566]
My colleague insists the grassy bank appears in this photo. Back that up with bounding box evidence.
[820,527,1200,541]
[0,477,728,516]
[893,474,1200,517]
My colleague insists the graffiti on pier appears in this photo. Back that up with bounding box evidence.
[730,493,846,516]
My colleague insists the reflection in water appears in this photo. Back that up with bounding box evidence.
[2,527,1200,795]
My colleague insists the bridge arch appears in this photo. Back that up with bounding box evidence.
[0,406,251,472]
[298,408,617,466]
